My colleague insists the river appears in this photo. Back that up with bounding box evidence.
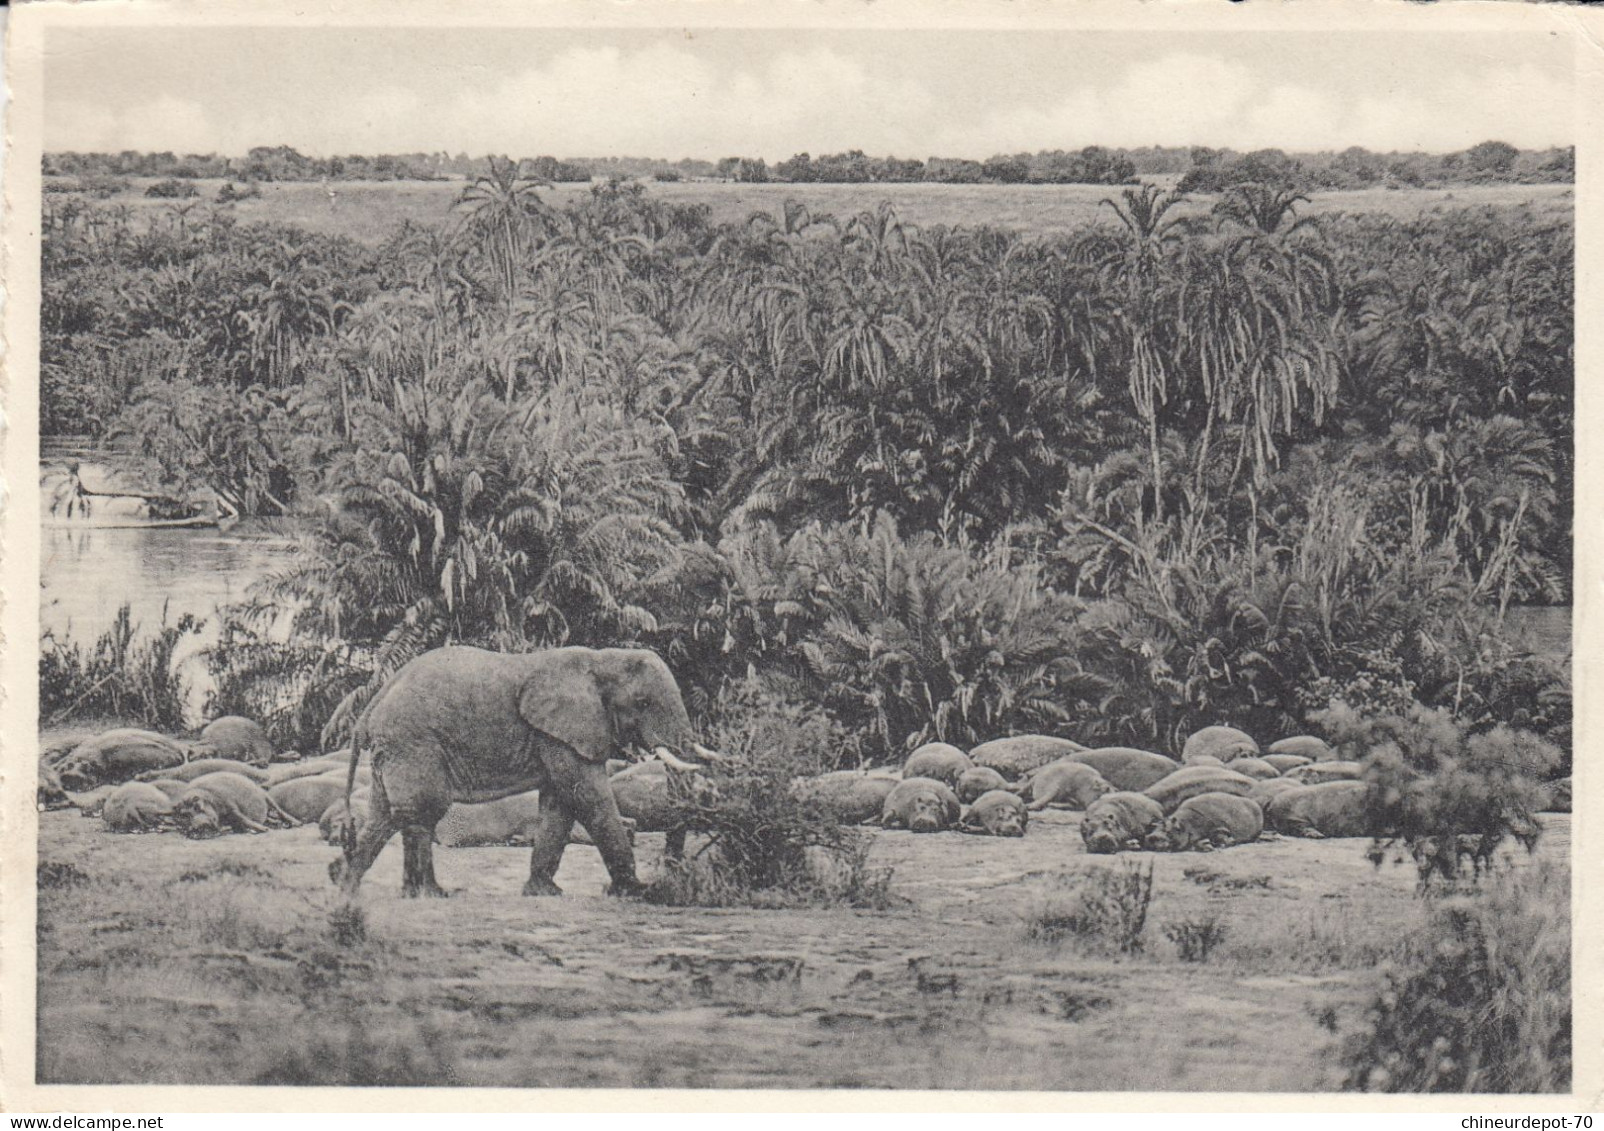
[39,443,302,715]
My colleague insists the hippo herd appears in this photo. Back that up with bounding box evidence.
[790,723,1567,855]
[40,718,1569,865]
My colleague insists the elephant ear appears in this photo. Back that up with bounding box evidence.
[518,658,614,763]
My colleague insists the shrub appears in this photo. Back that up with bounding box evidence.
[1342,863,1570,1092]
[39,603,202,731]
[1314,700,1559,885]
[1025,861,1154,955]
[1165,916,1229,962]
[144,178,199,198]
[643,680,897,908]
[253,1019,462,1086]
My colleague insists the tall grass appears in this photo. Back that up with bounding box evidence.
[39,602,201,731]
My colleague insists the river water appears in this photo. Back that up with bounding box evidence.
[40,444,301,715]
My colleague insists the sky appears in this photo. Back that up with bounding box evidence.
[43,27,1575,160]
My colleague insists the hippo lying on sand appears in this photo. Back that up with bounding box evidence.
[1181,726,1258,764]
[1080,792,1165,854]
[268,774,350,825]
[138,758,270,785]
[968,735,1085,778]
[880,777,961,833]
[1146,793,1263,852]
[192,715,275,766]
[1285,760,1362,786]
[1062,748,1179,792]
[902,743,972,787]
[958,790,1029,837]
[955,766,1010,804]
[173,772,286,838]
[1265,781,1374,838]
[55,728,188,790]
[1143,765,1256,814]
[794,771,899,824]
[1021,761,1111,811]
[101,782,176,832]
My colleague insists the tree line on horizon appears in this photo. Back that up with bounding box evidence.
[43,139,1574,192]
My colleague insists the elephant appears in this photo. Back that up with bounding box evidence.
[328,645,717,900]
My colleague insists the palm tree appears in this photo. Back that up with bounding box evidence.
[454,156,554,303]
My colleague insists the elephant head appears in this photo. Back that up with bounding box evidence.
[519,647,725,771]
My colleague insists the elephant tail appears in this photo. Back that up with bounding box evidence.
[342,728,367,859]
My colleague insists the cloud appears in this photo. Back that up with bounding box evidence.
[44,40,1574,160]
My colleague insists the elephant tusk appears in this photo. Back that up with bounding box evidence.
[653,746,702,772]
[690,742,730,764]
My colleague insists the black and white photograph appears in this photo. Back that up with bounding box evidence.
[3,0,1593,1105]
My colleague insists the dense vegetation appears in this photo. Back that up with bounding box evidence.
[40,160,1572,767]
[45,140,1572,189]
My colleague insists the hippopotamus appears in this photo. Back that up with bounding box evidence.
[1543,778,1571,813]
[1080,792,1165,854]
[68,784,117,817]
[172,772,284,838]
[1268,735,1334,762]
[1182,753,1226,767]
[1021,761,1112,811]
[138,758,270,785]
[1061,748,1180,792]
[264,751,354,788]
[144,779,193,801]
[1146,793,1264,852]
[1285,760,1363,785]
[1181,726,1258,764]
[793,771,899,824]
[320,787,371,845]
[968,735,1086,778]
[101,782,176,832]
[880,777,962,833]
[1262,753,1314,774]
[435,790,542,846]
[192,716,276,766]
[38,760,73,810]
[433,790,635,848]
[608,759,717,856]
[1143,765,1257,814]
[1247,777,1303,808]
[267,774,350,825]
[54,728,188,790]
[1225,757,1281,781]
[959,790,1028,837]
[902,742,973,787]
[1264,781,1374,838]
[955,766,1010,804]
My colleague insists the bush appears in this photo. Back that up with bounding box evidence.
[40,603,202,731]
[1314,700,1559,885]
[1342,863,1569,1092]
[1165,916,1229,962]
[144,178,199,198]
[1025,860,1154,955]
[643,680,897,908]
[254,1019,462,1086]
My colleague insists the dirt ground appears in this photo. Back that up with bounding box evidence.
[34,798,1569,1092]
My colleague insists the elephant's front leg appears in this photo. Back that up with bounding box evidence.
[537,750,643,896]
[524,791,575,897]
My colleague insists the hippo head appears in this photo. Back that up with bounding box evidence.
[978,798,1027,838]
[1144,823,1176,852]
[905,792,949,833]
[175,795,226,839]
[1082,818,1123,855]
[55,756,101,794]
[38,764,73,811]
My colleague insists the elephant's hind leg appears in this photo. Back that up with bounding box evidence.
[330,787,396,895]
[524,793,575,896]
[402,824,449,898]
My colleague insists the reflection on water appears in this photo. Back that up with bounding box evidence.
[1503,606,1572,664]
[41,522,301,710]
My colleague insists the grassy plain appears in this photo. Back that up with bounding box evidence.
[53,176,1576,245]
[35,791,1568,1091]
